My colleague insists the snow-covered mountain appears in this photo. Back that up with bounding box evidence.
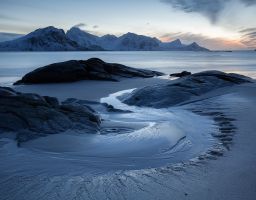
[159,39,184,50]
[184,42,209,51]
[66,27,209,51]
[0,26,209,51]
[159,39,208,51]
[111,32,161,50]
[0,26,88,51]
[67,27,99,46]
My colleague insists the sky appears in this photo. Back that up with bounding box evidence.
[0,0,256,50]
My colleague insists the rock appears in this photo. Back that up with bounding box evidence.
[122,71,252,108]
[0,87,101,143]
[63,98,132,114]
[14,58,164,85]
[0,87,17,96]
[170,71,191,77]
[43,96,59,107]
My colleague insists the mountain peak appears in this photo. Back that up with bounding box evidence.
[189,42,199,46]
[67,27,98,38]
[68,26,84,33]
[66,27,100,49]
[30,26,64,35]
[122,32,139,37]
[102,34,117,38]
[170,39,182,46]
[173,38,181,43]
[0,26,84,51]
[68,26,80,31]
[0,26,210,51]
[186,42,209,51]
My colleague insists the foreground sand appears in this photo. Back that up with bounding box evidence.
[1,77,255,199]
[164,83,256,199]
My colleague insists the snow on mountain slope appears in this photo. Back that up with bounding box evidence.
[185,42,210,51]
[113,32,161,51]
[99,34,119,50]
[66,28,209,51]
[0,26,210,51]
[159,39,184,50]
[66,28,162,51]
[66,27,103,50]
[0,26,86,51]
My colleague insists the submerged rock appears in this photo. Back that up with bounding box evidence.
[122,71,252,108]
[14,58,164,85]
[0,87,101,143]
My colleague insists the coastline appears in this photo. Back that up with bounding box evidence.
[0,75,256,199]
[13,77,169,101]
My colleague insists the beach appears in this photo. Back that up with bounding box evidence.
[1,72,256,199]
[1,0,256,198]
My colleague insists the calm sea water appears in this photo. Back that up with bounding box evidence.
[0,51,255,85]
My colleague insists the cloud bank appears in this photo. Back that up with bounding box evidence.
[159,32,246,50]
[240,28,256,48]
[161,0,256,23]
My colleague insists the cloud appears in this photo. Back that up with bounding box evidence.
[0,23,37,34]
[93,25,99,29]
[243,0,256,5]
[0,32,24,42]
[159,32,246,50]
[161,0,256,23]
[0,14,21,21]
[240,27,256,33]
[240,28,256,48]
[73,23,87,28]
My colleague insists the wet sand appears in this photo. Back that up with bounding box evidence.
[0,77,256,199]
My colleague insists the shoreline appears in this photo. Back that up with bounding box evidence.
[13,77,169,101]
[0,76,256,199]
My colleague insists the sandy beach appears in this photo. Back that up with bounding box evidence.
[0,75,255,200]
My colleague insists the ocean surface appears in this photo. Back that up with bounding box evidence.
[0,51,255,86]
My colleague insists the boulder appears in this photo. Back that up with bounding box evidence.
[122,71,252,108]
[170,71,191,77]
[14,58,164,85]
[0,87,101,143]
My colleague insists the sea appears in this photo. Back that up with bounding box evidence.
[0,51,255,86]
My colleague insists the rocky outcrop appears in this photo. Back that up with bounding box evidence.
[0,87,101,143]
[14,58,164,84]
[122,71,252,108]
[170,71,191,77]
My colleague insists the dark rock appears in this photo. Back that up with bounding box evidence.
[0,87,101,143]
[63,98,132,114]
[170,71,191,77]
[0,87,17,96]
[14,58,164,85]
[43,96,59,107]
[122,71,252,108]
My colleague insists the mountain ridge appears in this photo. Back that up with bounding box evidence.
[0,26,210,51]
